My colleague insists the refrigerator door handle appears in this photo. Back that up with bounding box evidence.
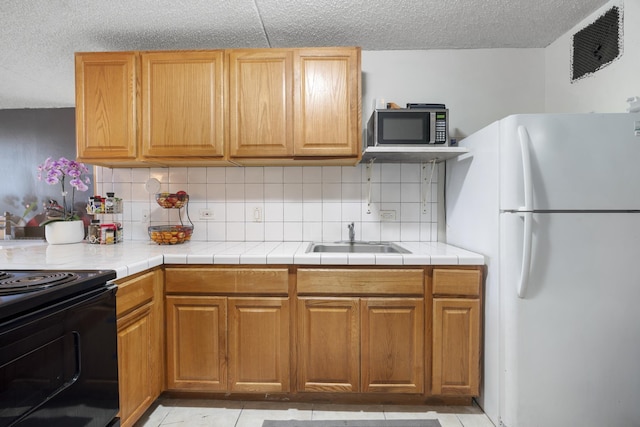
[517,125,533,212]
[516,211,533,298]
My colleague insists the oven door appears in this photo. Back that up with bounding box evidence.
[0,285,119,427]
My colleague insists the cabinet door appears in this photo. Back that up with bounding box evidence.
[432,298,480,396]
[297,297,360,392]
[117,304,154,427]
[165,296,227,391]
[228,49,293,158]
[141,51,225,159]
[361,298,424,393]
[293,48,361,157]
[115,269,163,427]
[228,297,290,392]
[75,52,138,164]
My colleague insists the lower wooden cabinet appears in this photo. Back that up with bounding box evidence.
[361,298,424,393]
[118,265,483,407]
[165,295,290,392]
[296,268,425,394]
[297,297,424,394]
[117,306,155,425]
[164,267,291,393]
[228,297,290,392]
[115,269,163,427]
[432,298,480,396]
[297,297,360,392]
[431,268,482,396]
[165,296,227,391]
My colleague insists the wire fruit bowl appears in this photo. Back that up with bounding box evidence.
[148,225,193,245]
[155,192,189,209]
[151,190,194,244]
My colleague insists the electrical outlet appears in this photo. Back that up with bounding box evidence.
[253,207,262,223]
[199,209,214,220]
[379,210,396,221]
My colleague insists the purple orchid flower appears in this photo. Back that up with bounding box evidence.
[37,156,92,222]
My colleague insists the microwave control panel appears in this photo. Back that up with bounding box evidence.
[435,111,448,144]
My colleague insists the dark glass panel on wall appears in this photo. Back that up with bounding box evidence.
[0,108,94,230]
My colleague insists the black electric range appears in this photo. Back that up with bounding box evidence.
[0,269,117,322]
[0,269,120,427]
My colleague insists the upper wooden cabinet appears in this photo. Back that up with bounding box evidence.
[75,47,361,166]
[228,49,294,158]
[294,48,361,159]
[228,47,361,164]
[75,52,138,165]
[141,51,225,161]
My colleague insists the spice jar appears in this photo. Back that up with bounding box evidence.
[105,192,115,213]
[100,224,117,245]
[88,219,101,244]
[93,196,103,213]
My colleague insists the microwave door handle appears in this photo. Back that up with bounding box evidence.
[430,112,436,144]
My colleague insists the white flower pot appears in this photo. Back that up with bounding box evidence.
[45,220,85,245]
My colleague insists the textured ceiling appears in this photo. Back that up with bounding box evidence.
[0,0,608,109]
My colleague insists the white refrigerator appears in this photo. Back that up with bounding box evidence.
[445,113,640,427]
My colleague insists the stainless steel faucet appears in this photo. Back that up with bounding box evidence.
[348,222,355,243]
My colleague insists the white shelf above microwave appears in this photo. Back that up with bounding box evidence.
[361,145,469,163]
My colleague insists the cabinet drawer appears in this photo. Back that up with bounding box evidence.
[432,269,481,297]
[165,267,289,294]
[297,269,423,295]
[116,271,156,317]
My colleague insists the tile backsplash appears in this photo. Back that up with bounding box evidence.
[94,163,439,243]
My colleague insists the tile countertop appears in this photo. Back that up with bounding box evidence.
[0,241,485,280]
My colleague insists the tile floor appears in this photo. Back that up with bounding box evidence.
[133,398,495,427]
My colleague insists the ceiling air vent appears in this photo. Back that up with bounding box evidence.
[571,5,622,82]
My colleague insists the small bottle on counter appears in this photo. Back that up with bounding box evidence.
[93,196,103,213]
[114,197,123,214]
[105,228,115,244]
[115,222,123,243]
[100,223,117,244]
[88,219,101,244]
[105,192,115,213]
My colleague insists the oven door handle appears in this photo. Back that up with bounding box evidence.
[46,331,82,395]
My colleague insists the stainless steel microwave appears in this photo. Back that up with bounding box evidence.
[366,108,449,147]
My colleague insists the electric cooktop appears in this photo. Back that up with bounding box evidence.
[0,269,117,322]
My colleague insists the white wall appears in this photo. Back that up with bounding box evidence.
[362,49,545,139]
[545,0,639,112]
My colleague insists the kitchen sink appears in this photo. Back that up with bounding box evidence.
[306,241,410,254]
